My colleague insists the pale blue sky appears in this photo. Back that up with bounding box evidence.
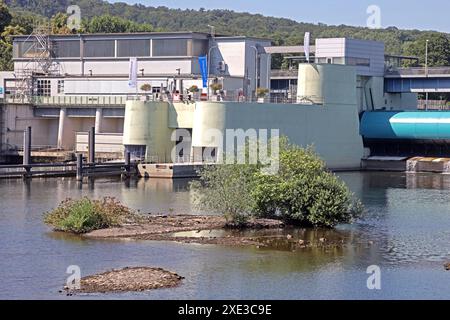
[110,0,450,33]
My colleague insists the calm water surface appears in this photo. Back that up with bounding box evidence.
[0,172,449,299]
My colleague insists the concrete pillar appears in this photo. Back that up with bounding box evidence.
[94,108,103,133]
[57,108,66,149]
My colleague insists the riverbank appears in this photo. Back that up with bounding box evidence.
[83,214,347,249]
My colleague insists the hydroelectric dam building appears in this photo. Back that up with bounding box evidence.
[2,30,448,172]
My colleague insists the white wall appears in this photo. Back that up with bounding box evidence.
[315,38,385,77]
[191,101,364,170]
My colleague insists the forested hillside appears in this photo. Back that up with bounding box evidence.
[1,0,449,71]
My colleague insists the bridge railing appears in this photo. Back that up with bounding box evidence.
[386,67,450,76]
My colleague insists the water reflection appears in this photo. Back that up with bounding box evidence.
[0,172,449,299]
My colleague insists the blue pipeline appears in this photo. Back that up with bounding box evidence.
[360,111,450,140]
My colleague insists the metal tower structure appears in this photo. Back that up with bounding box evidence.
[14,23,60,100]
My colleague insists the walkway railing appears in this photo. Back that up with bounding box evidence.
[386,67,450,77]
[2,92,323,106]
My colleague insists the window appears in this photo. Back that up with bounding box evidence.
[152,39,188,57]
[190,39,208,57]
[13,41,46,58]
[346,57,370,67]
[36,80,51,97]
[84,40,115,58]
[117,39,150,57]
[52,40,80,58]
[57,80,64,94]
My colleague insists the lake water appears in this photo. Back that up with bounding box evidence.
[0,171,449,299]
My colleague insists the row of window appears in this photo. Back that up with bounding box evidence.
[14,38,209,59]
[316,56,371,67]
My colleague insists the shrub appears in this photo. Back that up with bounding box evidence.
[44,197,135,233]
[256,87,269,98]
[210,83,223,92]
[188,85,199,93]
[191,137,363,228]
[190,164,259,226]
[140,83,152,92]
[251,138,363,227]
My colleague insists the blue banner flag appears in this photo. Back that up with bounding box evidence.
[198,56,208,88]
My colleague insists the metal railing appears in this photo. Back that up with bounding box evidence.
[385,67,450,77]
[2,91,324,106]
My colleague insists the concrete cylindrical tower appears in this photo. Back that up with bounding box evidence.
[123,101,173,162]
[297,64,357,107]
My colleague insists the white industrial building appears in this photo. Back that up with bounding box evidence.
[9,32,271,99]
[0,32,418,167]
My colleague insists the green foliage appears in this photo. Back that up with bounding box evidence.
[2,1,449,71]
[190,164,259,226]
[44,197,135,233]
[188,85,199,93]
[82,14,154,33]
[403,33,450,67]
[0,1,12,33]
[210,83,223,92]
[6,0,450,69]
[251,138,362,227]
[0,40,13,70]
[256,87,269,98]
[50,12,74,34]
[191,137,363,228]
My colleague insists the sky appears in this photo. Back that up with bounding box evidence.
[109,0,450,33]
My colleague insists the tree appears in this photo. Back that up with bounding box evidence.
[403,33,450,67]
[51,12,75,34]
[0,40,13,70]
[83,15,153,33]
[0,24,25,71]
[190,164,259,226]
[0,1,12,33]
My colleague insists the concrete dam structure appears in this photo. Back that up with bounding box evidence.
[123,64,365,170]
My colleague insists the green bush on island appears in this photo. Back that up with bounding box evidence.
[190,163,259,226]
[44,197,134,233]
[191,137,363,227]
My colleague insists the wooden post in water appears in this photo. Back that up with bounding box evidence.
[88,126,95,164]
[23,126,31,179]
[123,151,131,178]
[76,153,83,181]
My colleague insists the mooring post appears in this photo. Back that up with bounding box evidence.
[123,151,131,178]
[23,126,32,179]
[76,153,83,181]
[88,126,95,165]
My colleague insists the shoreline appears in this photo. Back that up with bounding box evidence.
[82,214,348,249]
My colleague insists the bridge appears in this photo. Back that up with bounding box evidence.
[384,67,450,93]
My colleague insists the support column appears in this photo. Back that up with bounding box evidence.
[94,108,103,134]
[57,108,66,149]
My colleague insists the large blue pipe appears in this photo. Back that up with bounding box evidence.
[360,111,450,140]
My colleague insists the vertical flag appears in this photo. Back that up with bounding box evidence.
[304,32,311,63]
[198,55,208,88]
[128,57,138,89]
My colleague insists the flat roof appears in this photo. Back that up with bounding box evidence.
[12,31,272,42]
